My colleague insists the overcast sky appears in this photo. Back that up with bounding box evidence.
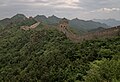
[0,0,120,20]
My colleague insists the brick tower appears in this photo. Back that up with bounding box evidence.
[59,18,69,29]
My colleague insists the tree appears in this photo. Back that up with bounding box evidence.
[84,58,120,82]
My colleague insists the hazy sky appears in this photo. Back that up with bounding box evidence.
[0,0,120,20]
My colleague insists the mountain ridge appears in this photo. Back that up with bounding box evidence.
[0,14,109,32]
[0,14,119,43]
[93,18,120,27]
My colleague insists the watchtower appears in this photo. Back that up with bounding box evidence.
[59,18,69,29]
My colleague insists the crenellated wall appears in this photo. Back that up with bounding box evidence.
[79,26,120,41]
[58,19,120,42]
[20,22,40,30]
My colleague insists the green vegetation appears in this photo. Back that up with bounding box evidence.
[84,59,120,82]
[0,23,120,82]
[17,18,37,27]
[0,14,120,82]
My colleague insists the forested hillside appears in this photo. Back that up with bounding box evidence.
[0,24,120,82]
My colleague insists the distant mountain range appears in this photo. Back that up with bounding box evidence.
[0,14,37,28]
[34,15,108,33]
[0,14,109,33]
[93,19,120,27]
[69,18,108,33]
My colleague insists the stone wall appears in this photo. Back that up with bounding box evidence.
[20,22,40,30]
[78,26,120,41]
[58,19,120,42]
[58,24,120,42]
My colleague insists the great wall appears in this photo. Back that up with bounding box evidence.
[57,18,120,42]
[20,22,40,30]
[20,18,120,42]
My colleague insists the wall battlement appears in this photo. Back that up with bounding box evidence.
[79,26,120,41]
[20,22,40,30]
[58,18,120,42]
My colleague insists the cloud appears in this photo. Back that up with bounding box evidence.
[51,0,81,9]
[79,0,120,11]
[0,0,120,20]
[0,4,7,7]
[26,0,81,9]
[91,8,120,13]
[102,8,120,12]
[9,0,80,8]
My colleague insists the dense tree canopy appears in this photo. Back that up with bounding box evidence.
[0,25,120,82]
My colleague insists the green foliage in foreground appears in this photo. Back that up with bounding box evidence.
[0,26,120,82]
[84,59,120,82]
